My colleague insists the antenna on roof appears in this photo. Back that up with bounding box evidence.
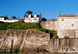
[40,13,42,17]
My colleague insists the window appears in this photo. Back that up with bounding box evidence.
[49,21,53,24]
[34,19,37,20]
[72,24,74,26]
[62,18,64,21]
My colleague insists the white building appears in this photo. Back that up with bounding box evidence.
[0,11,42,23]
[24,11,42,23]
[0,16,19,23]
[57,13,78,38]
[58,13,78,30]
[41,12,78,38]
[0,16,8,21]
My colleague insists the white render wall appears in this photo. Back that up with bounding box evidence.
[0,17,4,21]
[58,17,78,30]
[24,17,41,23]
[0,17,19,23]
[0,17,41,23]
[57,16,78,38]
[3,20,19,23]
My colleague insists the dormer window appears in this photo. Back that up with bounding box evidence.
[28,14,31,18]
[34,14,37,17]
[62,18,64,21]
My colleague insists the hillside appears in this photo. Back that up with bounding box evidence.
[0,22,58,38]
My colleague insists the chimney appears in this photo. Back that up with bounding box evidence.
[58,12,61,17]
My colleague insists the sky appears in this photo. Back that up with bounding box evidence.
[0,0,78,19]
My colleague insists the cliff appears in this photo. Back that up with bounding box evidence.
[0,29,50,52]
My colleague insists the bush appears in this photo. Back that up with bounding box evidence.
[55,36,59,38]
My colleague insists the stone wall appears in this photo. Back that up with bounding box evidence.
[48,38,78,52]
[40,21,57,31]
[57,30,78,38]
[41,18,78,38]
[41,20,78,38]
[0,30,78,53]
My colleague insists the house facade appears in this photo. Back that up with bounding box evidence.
[58,13,78,30]
[41,13,78,38]
[24,11,42,23]
[57,13,78,38]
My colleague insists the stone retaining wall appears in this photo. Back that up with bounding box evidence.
[48,38,78,52]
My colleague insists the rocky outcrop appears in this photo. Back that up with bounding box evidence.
[0,29,50,52]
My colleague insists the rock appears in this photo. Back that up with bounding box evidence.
[0,29,50,52]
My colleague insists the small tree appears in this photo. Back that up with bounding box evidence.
[12,16,17,19]
[26,11,33,15]
[42,18,47,21]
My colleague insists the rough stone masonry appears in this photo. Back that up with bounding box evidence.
[0,29,78,53]
[0,29,50,52]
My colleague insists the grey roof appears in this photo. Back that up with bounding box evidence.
[0,16,7,18]
[50,19,57,21]
[59,14,78,17]
[0,16,8,20]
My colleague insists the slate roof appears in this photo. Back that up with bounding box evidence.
[0,16,7,18]
[59,14,78,17]
[50,19,57,21]
[0,16,8,19]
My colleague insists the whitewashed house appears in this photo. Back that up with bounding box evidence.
[0,16,19,23]
[24,11,42,23]
[0,11,42,23]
